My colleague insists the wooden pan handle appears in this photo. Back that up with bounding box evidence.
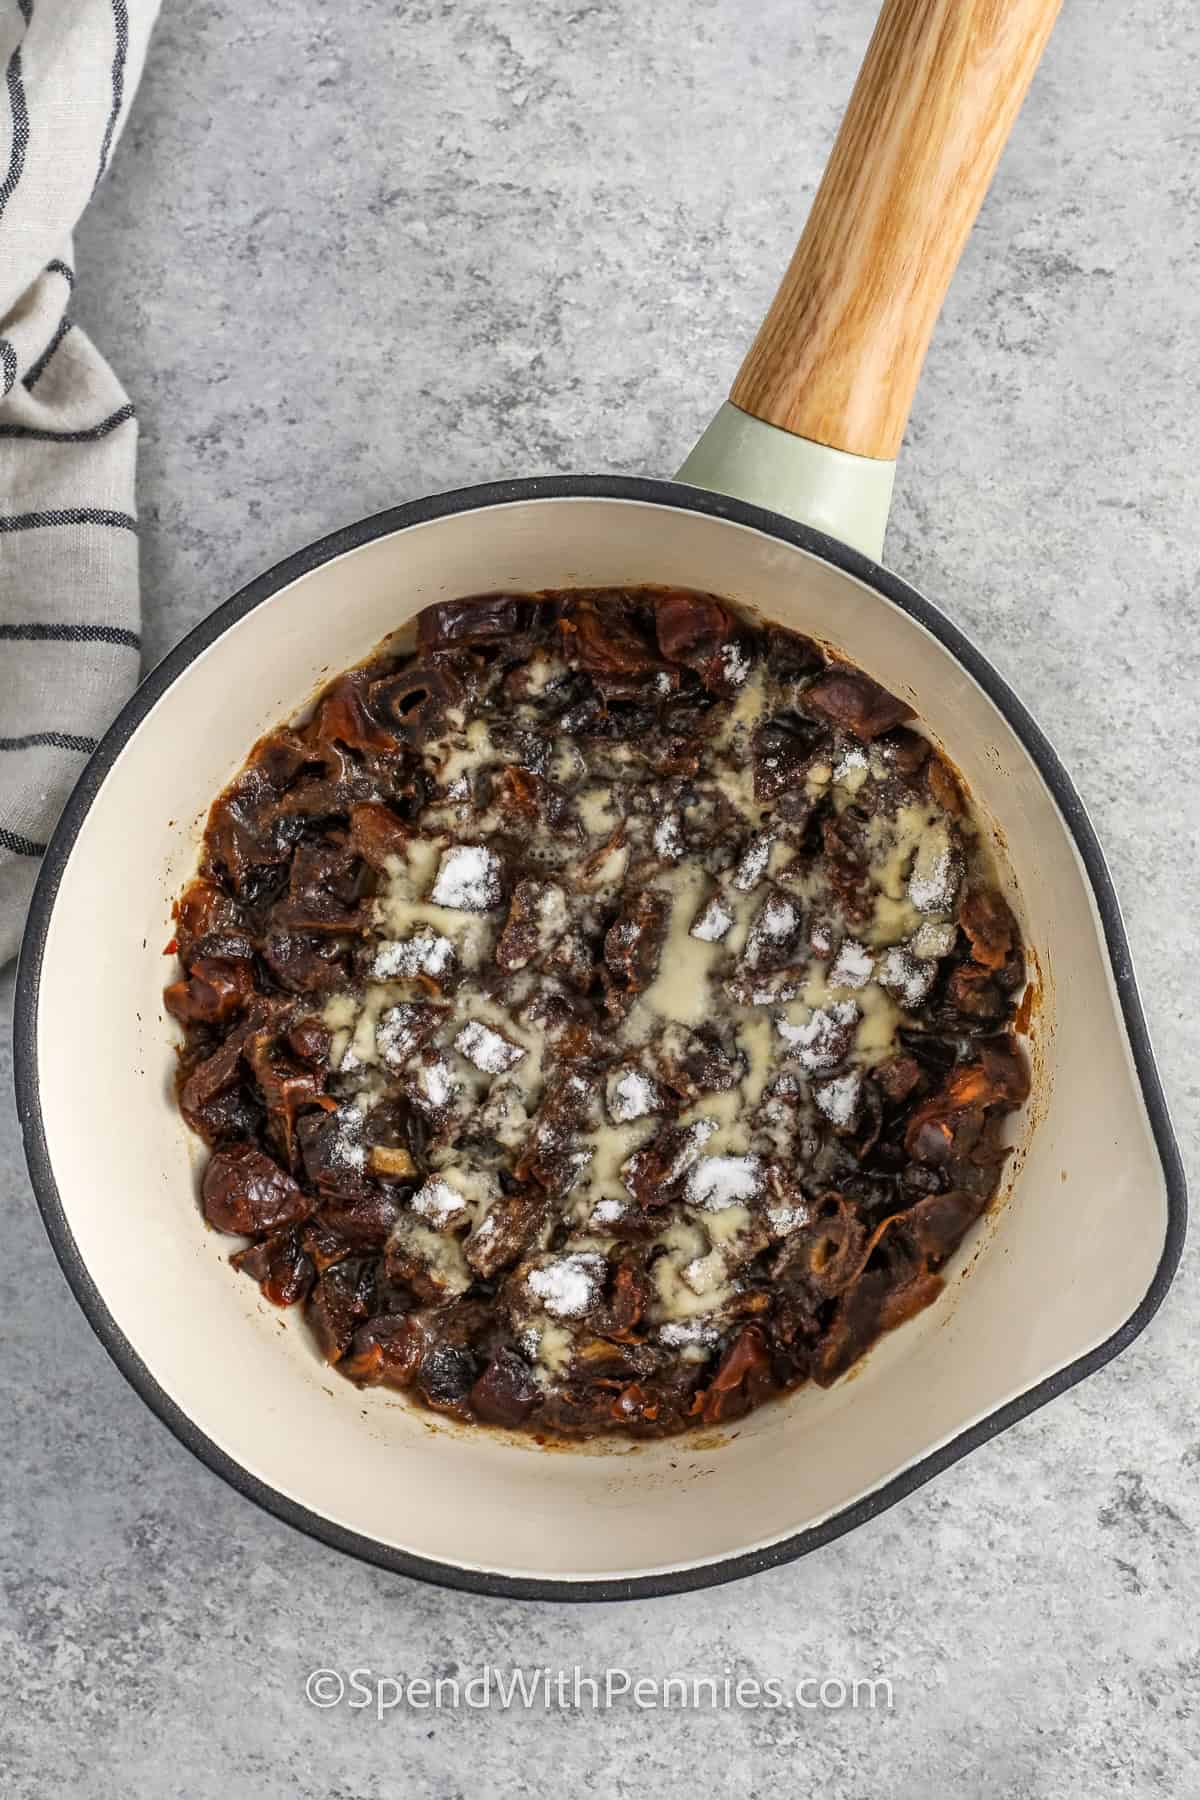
[731,0,1062,462]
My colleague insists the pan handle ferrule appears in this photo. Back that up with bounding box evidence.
[677,402,895,562]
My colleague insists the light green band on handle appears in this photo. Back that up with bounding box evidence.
[676,402,896,562]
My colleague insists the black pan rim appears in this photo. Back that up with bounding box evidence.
[12,472,1188,1604]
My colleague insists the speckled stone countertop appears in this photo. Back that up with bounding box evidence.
[3,2,1198,1793]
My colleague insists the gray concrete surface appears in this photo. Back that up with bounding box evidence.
[3,1,1199,1793]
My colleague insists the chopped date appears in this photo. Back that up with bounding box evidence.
[653,589,737,685]
[309,1258,377,1363]
[168,584,1027,1441]
[164,955,255,1027]
[417,593,552,652]
[655,1022,740,1100]
[464,1189,549,1278]
[369,660,468,742]
[803,668,915,741]
[342,1312,428,1387]
[378,1001,448,1070]
[173,879,245,962]
[604,889,668,1000]
[230,1228,314,1307]
[622,1119,717,1205]
[469,1348,541,1427]
[958,884,1017,970]
[565,595,668,680]
[260,931,347,994]
[314,672,400,754]
[753,717,822,802]
[202,1143,312,1236]
[287,1018,331,1066]
[348,801,413,869]
[417,1343,480,1412]
[318,1188,403,1250]
[495,878,568,971]
[692,1325,772,1424]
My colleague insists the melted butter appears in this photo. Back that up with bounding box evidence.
[703,1202,752,1247]
[865,800,942,901]
[722,882,767,960]
[866,893,923,947]
[573,836,629,895]
[680,1083,744,1154]
[738,1012,774,1113]
[857,797,956,947]
[523,1317,575,1383]
[577,785,618,835]
[520,653,565,697]
[322,991,357,1031]
[715,764,758,822]
[436,718,494,788]
[387,837,442,900]
[322,980,435,1072]
[641,862,725,1026]
[349,985,394,1068]
[774,962,902,1070]
[650,1217,734,1322]
[550,737,586,785]
[853,982,902,1067]
[713,665,768,753]
[678,1011,772,1157]
[577,1113,656,1205]
[390,1219,471,1295]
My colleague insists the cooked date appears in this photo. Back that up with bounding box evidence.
[168,586,1027,1440]
[202,1143,312,1236]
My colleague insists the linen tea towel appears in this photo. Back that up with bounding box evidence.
[0,0,159,966]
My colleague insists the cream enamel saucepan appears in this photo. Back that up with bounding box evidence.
[15,0,1186,1599]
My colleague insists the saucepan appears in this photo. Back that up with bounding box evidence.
[14,0,1185,1599]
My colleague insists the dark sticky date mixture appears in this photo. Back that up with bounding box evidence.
[166,588,1028,1439]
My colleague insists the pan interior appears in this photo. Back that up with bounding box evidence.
[29,492,1169,1585]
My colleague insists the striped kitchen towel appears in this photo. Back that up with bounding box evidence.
[1,0,158,966]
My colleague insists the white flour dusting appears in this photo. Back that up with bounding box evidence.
[776,1000,859,1073]
[908,828,958,913]
[685,1154,765,1209]
[411,1055,455,1110]
[720,642,750,687]
[376,1002,437,1070]
[326,1100,368,1170]
[658,1320,720,1348]
[911,920,958,960]
[828,939,874,989]
[813,1070,862,1128]
[733,833,773,892]
[879,946,937,1008]
[454,1019,525,1073]
[608,1067,656,1123]
[411,1177,466,1225]
[766,1200,812,1234]
[430,844,503,911]
[759,894,798,940]
[372,931,455,979]
[691,895,733,942]
[527,1251,606,1318]
[653,813,684,860]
